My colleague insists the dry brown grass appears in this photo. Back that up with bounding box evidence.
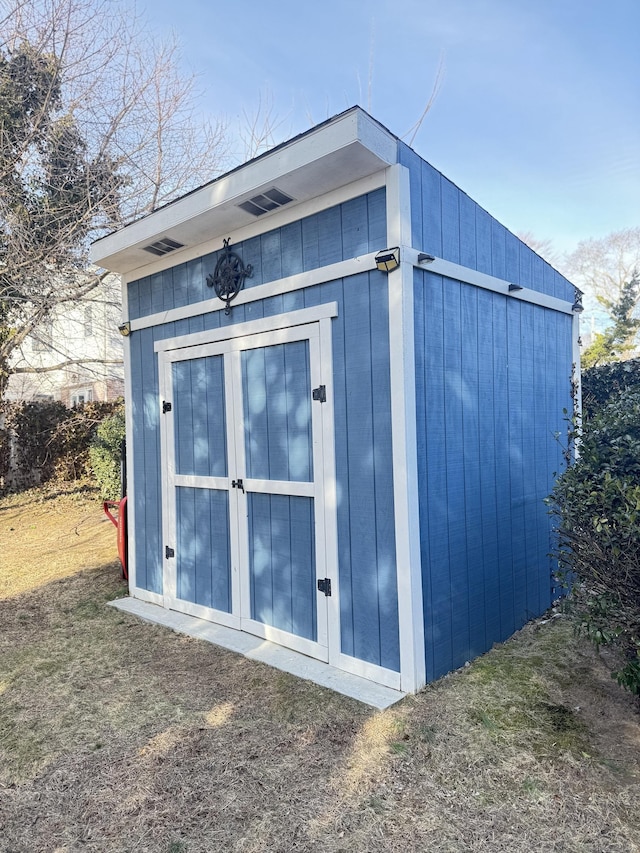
[1,486,639,852]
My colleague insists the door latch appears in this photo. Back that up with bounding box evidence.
[317,578,332,596]
[231,478,245,493]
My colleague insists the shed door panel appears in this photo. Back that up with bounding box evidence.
[172,355,232,614]
[240,338,317,643]
[176,486,231,612]
[248,489,317,641]
[162,324,330,660]
[242,340,313,482]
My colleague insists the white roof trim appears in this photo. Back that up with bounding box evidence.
[91,108,398,275]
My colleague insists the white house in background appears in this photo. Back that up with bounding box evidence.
[6,275,124,406]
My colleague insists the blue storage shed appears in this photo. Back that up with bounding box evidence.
[92,107,580,700]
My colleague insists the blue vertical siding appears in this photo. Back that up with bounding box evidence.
[128,188,387,320]
[242,340,313,483]
[415,268,573,681]
[176,486,231,611]
[173,356,227,478]
[127,198,399,672]
[398,142,575,302]
[248,493,316,641]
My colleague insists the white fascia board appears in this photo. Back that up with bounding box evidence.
[91,108,397,274]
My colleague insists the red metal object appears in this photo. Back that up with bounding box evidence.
[103,496,128,580]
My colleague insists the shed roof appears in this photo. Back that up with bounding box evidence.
[91,107,398,275]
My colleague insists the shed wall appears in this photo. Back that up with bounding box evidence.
[127,188,386,320]
[398,144,574,303]
[414,269,573,680]
[127,189,400,672]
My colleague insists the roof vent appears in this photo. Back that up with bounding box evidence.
[238,187,295,217]
[142,236,185,257]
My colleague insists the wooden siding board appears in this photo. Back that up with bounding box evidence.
[172,264,189,309]
[260,230,283,283]
[477,289,501,644]
[343,273,381,666]
[440,178,460,265]
[289,495,317,641]
[138,326,162,593]
[301,215,320,272]
[367,186,387,248]
[519,304,539,620]
[490,219,506,281]
[491,297,514,639]
[280,221,303,279]
[461,284,486,660]
[422,161,443,258]
[422,273,454,676]
[369,272,400,672]
[504,231,520,287]
[129,329,147,589]
[128,278,141,321]
[341,195,369,259]
[459,194,477,270]
[317,206,343,267]
[137,276,152,319]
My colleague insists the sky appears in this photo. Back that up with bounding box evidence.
[141,0,639,259]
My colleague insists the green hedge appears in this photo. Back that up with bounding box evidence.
[581,358,640,420]
[550,390,640,695]
[88,408,126,500]
[0,399,124,494]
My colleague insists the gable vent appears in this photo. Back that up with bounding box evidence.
[238,187,295,217]
[142,236,185,257]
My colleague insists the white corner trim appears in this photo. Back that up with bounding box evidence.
[572,312,582,433]
[121,278,137,594]
[386,164,426,694]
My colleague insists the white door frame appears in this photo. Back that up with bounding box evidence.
[158,305,340,663]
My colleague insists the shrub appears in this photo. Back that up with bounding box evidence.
[89,406,126,500]
[0,399,124,494]
[549,390,640,695]
[581,357,640,420]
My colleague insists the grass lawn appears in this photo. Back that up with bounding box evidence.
[1,484,639,852]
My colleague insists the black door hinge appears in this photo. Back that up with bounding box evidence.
[165,546,175,559]
[317,578,332,596]
[162,401,172,413]
[312,385,326,403]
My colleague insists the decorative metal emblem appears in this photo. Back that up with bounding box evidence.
[206,238,253,314]
[572,287,584,313]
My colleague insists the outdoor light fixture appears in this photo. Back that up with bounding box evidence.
[118,321,131,337]
[375,247,400,272]
[508,283,523,292]
[417,253,435,263]
[572,288,584,313]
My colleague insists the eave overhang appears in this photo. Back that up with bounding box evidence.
[91,107,398,275]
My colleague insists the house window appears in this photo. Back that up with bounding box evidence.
[71,389,93,407]
[32,321,52,352]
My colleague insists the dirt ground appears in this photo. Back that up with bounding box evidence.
[0,486,639,852]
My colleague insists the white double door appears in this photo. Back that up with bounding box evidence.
[159,321,337,662]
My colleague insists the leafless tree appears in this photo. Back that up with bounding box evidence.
[564,226,640,314]
[0,0,230,398]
